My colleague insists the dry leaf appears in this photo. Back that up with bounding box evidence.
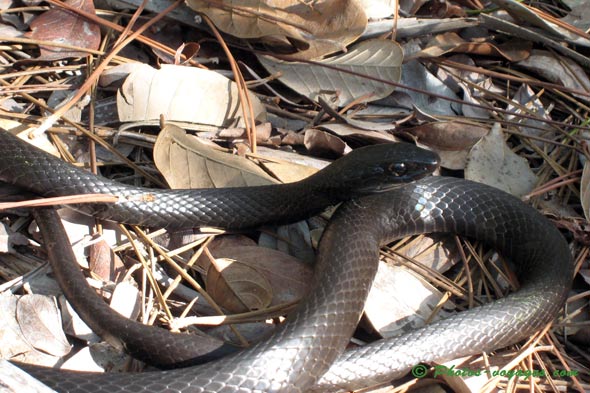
[465,123,537,197]
[414,32,531,62]
[186,0,367,59]
[516,49,590,103]
[207,258,273,313]
[89,238,126,283]
[505,84,556,147]
[490,0,590,47]
[16,294,71,357]
[204,245,312,310]
[117,64,266,127]
[153,125,261,187]
[110,281,140,320]
[258,39,403,107]
[59,295,98,342]
[407,121,488,170]
[364,262,454,338]
[27,0,100,60]
[303,128,350,158]
[316,123,397,145]
[153,124,276,189]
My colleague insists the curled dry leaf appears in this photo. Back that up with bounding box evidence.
[303,128,350,158]
[414,32,531,62]
[465,123,537,197]
[153,124,276,189]
[406,121,488,170]
[16,294,71,357]
[26,0,100,61]
[258,39,403,107]
[186,0,367,60]
[117,64,267,127]
[205,246,312,313]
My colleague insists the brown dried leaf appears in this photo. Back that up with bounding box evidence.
[414,32,531,62]
[27,0,100,61]
[205,245,312,312]
[406,121,488,170]
[207,258,273,313]
[153,124,276,189]
[303,128,349,158]
[89,238,126,283]
[186,0,366,59]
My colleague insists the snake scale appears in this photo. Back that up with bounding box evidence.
[0,130,572,392]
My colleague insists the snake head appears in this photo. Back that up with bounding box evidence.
[310,143,440,197]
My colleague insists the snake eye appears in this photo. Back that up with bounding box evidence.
[389,162,407,176]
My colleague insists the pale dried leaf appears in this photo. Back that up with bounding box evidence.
[358,0,395,19]
[364,262,454,338]
[317,123,397,145]
[16,294,71,357]
[490,0,590,47]
[0,293,35,360]
[153,124,276,189]
[110,281,140,320]
[59,295,98,342]
[399,57,460,116]
[117,64,266,127]
[465,123,537,197]
[258,39,403,107]
[259,160,319,184]
[270,221,315,263]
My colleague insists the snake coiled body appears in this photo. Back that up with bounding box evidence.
[0,130,572,392]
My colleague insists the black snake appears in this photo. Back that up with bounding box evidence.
[0,130,572,392]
